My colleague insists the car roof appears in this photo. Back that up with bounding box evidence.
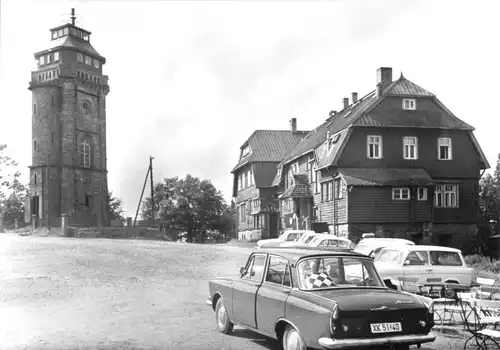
[358,238,414,245]
[311,234,351,242]
[379,245,462,253]
[253,248,368,264]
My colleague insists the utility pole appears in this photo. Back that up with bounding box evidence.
[133,165,150,227]
[150,156,155,221]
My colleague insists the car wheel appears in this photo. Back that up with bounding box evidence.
[215,298,234,334]
[282,324,306,350]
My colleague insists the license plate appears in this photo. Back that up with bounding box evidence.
[370,322,402,334]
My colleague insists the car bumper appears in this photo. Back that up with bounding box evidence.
[318,332,436,349]
[206,298,212,307]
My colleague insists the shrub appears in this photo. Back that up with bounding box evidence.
[464,254,500,285]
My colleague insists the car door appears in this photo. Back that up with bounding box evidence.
[255,255,291,333]
[429,250,466,283]
[232,254,267,328]
[402,250,433,291]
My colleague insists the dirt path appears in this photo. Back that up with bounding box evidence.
[0,234,467,349]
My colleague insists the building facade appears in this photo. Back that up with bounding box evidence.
[231,119,309,240]
[273,67,489,250]
[28,10,110,227]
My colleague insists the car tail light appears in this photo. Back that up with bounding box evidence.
[330,304,339,334]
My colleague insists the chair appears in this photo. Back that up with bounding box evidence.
[477,277,497,300]
[459,296,500,349]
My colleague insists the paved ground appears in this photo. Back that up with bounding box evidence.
[0,234,468,349]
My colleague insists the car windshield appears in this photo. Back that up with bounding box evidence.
[297,256,385,290]
[280,232,302,242]
[303,235,316,244]
[374,249,405,265]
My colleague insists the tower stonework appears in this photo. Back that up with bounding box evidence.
[28,10,110,227]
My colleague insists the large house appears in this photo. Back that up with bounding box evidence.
[231,119,309,240]
[272,67,489,249]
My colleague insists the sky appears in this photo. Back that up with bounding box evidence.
[1,0,499,218]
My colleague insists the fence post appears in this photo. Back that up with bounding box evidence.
[32,214,37,232]
[62,214,68,237]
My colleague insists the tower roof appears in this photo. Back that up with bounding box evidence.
[33,8,105,63]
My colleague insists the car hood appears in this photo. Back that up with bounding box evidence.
[257,238,282,246]
[311,288,425,311]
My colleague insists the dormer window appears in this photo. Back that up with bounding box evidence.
[242,145,251,157]
[403,99,416,110]
[54,51,59,61]
[85,56,92,65]
[39,55,45,65]
[77,53,83,62]
[93,59,100,68]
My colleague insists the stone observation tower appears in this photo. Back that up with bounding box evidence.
[28,9,110,227]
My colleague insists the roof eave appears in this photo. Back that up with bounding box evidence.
[469,131,491,169]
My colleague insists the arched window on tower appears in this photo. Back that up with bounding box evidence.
[80,137,91,168]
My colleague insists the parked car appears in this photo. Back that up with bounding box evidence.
[256,230,315,249]
[287,233,353,250]
[374,245,474,296]
[279,231,318,247]
[206,248,436,350]
[354,237,415,258]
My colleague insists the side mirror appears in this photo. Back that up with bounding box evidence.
[369,252,376,258]
[239,266,245,275]
[403,260,411,266]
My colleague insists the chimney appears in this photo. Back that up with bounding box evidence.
[343,97,349,109]
[352,92,358,104]
[376,67,393,98]
[290,118,297,133]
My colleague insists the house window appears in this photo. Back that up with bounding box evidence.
[254,215,261,229]
[292,163,299,174]
[93,59,100,68]
[335,178,343,199]
[34,173,37,185]
[77,53,83,62]
[249,169,254,186]
[240,204,246,222]
[54,51,59,61]
[39,55,45,65]
[33,140,37,151]
[85,56,92,65]
[80,137,91,168]
[403,99,416,110]
[315,170,320,194]
[244,171,248,188]
[85,194,91,208]
[51,31,57,40]
[403,137,418,160]
[417,188,428,201]
[435,184,459,208]
[392,188,410,200]
[321,181,333,202]
[238,173,243,190]
[438,137,452,160]
[242,145,251,157]
[33,102,37,115]
[253,198,260,209]
[367,135,382,159]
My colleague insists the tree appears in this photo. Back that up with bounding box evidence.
[141,174,229,242]
[107,191,126,222]
[0,145,27,216]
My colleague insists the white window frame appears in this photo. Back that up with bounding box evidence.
[54,51,60,61]
[85,56,92,65]
[314,169,320,194]
[334,178,343,199]
[249,169,254,186]
[81,138,91,168]
[438,137,452,160]
[435,184,459,208]
[367,135,383,159]
[77,53,83,62]
[93,59,100,68]
[39,55,45,65]
[403,99,416,110]
[253,198,260,209]
[240,204,246,222]
[417,188,428,201]
[321,180,333,202]
[403,136,418,160]
[392,188,410,200]
[242,145,251,157]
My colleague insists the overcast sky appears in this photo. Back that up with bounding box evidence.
[1,0,499,217]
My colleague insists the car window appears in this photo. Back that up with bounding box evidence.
[242,254,266,281]
[430,251,463,266]
[297,256,384,289]
[405,251,429,266]
[375,249,404,264]
[265,256,291,286]
[304,235,315,244]
[285,233,300,241]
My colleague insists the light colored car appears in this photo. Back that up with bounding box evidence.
[256,230,315,249]
[290,234,353,250]
[373,245,474,294]
[280,231,318,247]
[354,237,415,258]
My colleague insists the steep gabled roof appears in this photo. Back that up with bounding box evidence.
[278,73,484,171]
[231,130,309,173]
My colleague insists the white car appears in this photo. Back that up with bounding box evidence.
[289,233,353,249]
[374,245,474,294]
[255,230,315,249]
[279,231,317,247]
[353,237,415,258]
